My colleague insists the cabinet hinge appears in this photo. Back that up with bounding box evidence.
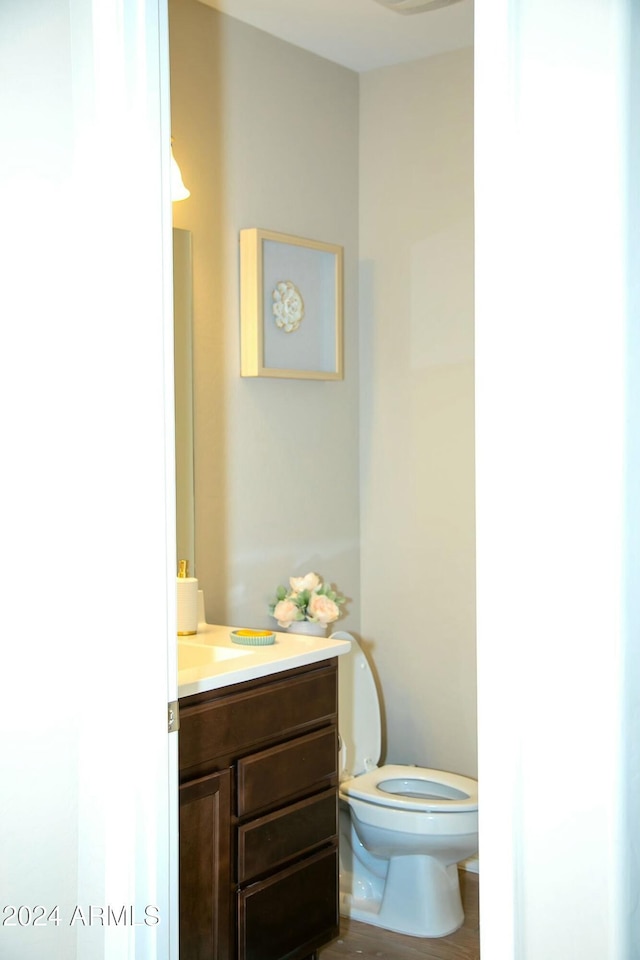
[168,700,180,733]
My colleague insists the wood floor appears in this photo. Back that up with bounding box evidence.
[319,870,479,960]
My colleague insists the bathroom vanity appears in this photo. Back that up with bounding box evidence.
[178,624,351,960]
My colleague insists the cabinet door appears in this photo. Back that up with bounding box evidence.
[180,769,232,960]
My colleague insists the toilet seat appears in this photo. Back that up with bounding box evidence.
[340,764,478,813]
[332,631,479,939]
[331,630,478,815]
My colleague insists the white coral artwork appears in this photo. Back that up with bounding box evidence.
[272,280,304,333]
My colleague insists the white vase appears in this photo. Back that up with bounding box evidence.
[289,620,328,637]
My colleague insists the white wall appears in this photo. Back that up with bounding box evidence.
[170,0,361,633]
[359,50,477,777]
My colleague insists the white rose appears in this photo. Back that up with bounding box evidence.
[272,599,299,628]
[289,572,321,595]
[307,593,340,625]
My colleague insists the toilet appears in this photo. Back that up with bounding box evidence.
[331,631,478,939]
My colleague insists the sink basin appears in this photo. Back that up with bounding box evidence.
[178,641,253,671]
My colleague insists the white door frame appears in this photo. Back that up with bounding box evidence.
[0,1,178,957]
[3,0,636,957]
[475,0,635,956]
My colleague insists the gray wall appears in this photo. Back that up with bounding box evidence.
[170,0,361,632]
[170,2,477,779]
[359,51,476,777]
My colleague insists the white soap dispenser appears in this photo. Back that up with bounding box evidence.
[176,559,198,636]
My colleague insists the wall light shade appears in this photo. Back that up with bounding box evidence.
[372,0,463,11]
[171,144,190,202]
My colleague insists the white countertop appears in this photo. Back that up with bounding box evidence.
[178,622,352,698]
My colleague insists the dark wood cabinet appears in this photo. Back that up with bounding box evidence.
[179,770,232,960]
[179,658,339,960]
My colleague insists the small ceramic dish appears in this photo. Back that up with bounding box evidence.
[230,628,276,646]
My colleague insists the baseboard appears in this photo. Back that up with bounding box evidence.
[460,857,479,874]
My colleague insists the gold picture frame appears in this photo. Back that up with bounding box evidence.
[239,228,344,380]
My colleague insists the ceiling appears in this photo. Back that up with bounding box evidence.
[198,0,474,73]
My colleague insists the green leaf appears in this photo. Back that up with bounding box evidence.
[276,585,287,601]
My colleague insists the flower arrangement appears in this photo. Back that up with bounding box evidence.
[269,572,345,629]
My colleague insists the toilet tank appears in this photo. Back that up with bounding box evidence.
[331,631,382,779]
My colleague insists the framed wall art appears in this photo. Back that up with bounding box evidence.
[239,228,344,380]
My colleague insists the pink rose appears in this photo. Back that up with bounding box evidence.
[289,572,321,594]
[272,599,299,628]
[307,593,340,625]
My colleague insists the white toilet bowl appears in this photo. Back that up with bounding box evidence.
[332,631,478,939]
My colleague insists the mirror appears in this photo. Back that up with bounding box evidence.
[173,228,195,568]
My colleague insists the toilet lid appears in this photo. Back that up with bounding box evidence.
[331,631,381,779]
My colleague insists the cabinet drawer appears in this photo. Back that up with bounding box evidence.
[179,665,336,774]
[238,845,338,960]
[238,788,337,883]
[237,727,337,818]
